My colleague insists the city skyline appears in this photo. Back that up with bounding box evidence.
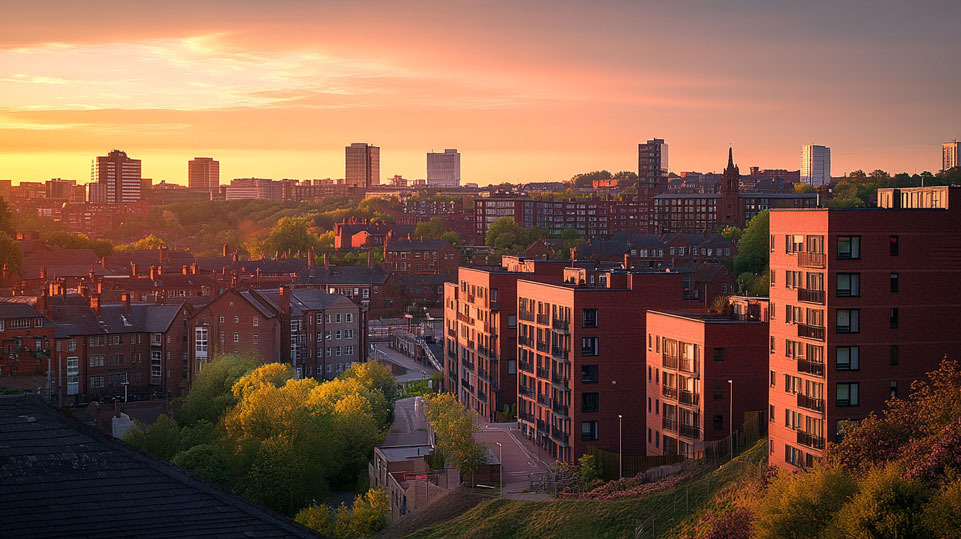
[2,1,960,184]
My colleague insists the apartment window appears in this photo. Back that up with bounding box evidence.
[890,381,899,398]
[890,345,899,366]
[836,273,860,297]
[581,421,599,441]
[581,337,599,356]
[713,348,724,362]
[90,375,105,389]
[581,392,599,412]
[233,332,239,343]
[837,236,861,259]
[713,381,723,400]
[836,382,860,406]
[581,364,599,384]
[770,404,775,422]
[88,355,104,368]
[836,346,860,371]
[713,415,724,430]
[253,333,259,345]
[890,308,899,328]
[67,339,76,352]
[889,235,899,256]
[219,315,225,323]
[581,309,598,328]
[234,316,239,324]
[890,273,899,292]
[836,309,860,333]
[253,316,258,327]
[336,313,342,323]
[346,313,354,322]
[770,336,776,354]
[345,345,353,356]
[770,370,776,388]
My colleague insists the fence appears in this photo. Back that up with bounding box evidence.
[584,447,685,481]
[697,411,766,463]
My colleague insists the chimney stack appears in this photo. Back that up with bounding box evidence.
[39,266,47,280]
[121,292,131,313]
[159,245,169,263]
[280,285,291,316]
[232,251,239,263]
[182,265,189,275]
[191,263,198,275]
[323,253,330,271]
[308,247,315,267]
[130,263,138,277]
[89,294,101,315]
[222,244,229,257]
[368,250,373,269]
[150,266,158,281]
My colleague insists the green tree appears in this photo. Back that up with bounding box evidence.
[570,170,612,188]
[732,210,768,276]
[295,504,336,536]
[830,465,933,539]
[755,466,857,539]
[0,198,15,235]
[794,183,816,194]
[262,216,321,258]
[720,225,743,243]
[347,489,390,537]
[0,232,23,274]
[171,444,230,485]
[413,217,446,239]
[485,217,528,252]
[175,354,257,426]
[123,414,182,460]
[122,234,167,251]
[578,454,601,482]
[423,393,487,478]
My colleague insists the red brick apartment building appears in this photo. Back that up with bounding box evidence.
[383,238,460,280]
[515,269,695,463]
[768,186,961,470]
[443,259,577,422]
[644,310,768,458]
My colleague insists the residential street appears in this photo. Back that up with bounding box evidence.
[475,421,552,499]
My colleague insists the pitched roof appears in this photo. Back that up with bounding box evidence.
[229,259,309,275]
[0,301,46,321]
[384,238,452,251]
[295,266,389,285]
[0,395,316,538]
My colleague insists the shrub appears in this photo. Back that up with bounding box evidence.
[705,508,753,539]
[754,466,857,539]
[829,464,932,539]
[922,475,961,538]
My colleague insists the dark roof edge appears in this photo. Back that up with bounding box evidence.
[3,394,319,538]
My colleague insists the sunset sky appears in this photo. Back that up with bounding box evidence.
[1,0,959,185]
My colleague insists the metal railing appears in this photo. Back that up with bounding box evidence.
[551,402,569,417]
[797,288,826,305]
[798,251,826,269]
[551,319,570,333]
[797,393,824,413]
[662,385,678,399]
[679,424,701,440]
[536,313,550,325]
[662,417,678,431]
[797,323,826,341]
[797,430,825,450]
[797,358,825,377]
[679,390,700,406]
[662,353,678,369]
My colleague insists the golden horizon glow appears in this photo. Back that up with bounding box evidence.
[1,1,959,185]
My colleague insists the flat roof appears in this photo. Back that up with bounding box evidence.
[648,309,767,325]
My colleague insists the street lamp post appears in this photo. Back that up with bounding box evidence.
[728,379,734,459]
[618,414,623,479]
[496,442,503,493]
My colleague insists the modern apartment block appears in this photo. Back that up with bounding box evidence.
[427,149,461,187]
[768,186,961,469]
[188,157,220,194]
[644,309,768,458]
[91,150,141,204]
[443,259,575,422]
[346,142,380,188]
[800,144,831,187]
[514,269,695,462]
[943,139,959,171]
[638,138,669,232]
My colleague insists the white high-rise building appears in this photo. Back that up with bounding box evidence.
[800,144,831,187]
[426,149,461,187]
[91,149,141,204]
[942,139,960,171]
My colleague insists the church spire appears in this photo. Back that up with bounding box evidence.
[727,146,734,169]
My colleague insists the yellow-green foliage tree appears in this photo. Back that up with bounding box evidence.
[295,488,390,538]
[423,393,487,478]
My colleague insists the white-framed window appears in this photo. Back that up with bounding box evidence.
[336,346,342,356]
[344,329,353,339]
[195,327,208,358]
[234,315,240,324]
[346,313,353,322]
[345,345,353,356]
[233,332,239,343]
[66,357,79,395]
[335,330,341,340]
[253,316,259,327]
[253,333,259,344]
[90,375,105,388]
[219,315,225,323]
[336,313,342,323]
[88,355,104,368]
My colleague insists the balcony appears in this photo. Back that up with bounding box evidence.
[551,346,569,361]
[536,366,549,379]
[461,358,475,371]
[518,385,532,397]
[536,419,548,434]
[518,335,531,347]
[477,368,489,381]
[797,430,825,450]
[447,327,457,338]
[679,424,701,440]
[551,427,569,445]
[797,323,826,341]
[551,402,569,417]
[551,319,570,334]
[797,288,826,305]
[662,385,678,399]
[551,373,570,390]
[662,353,678,370]
[536,313,550,325]
[476,386,486,400]
[536,393,551,406]
[456,311,475,325]
[798,251,826,269]
[489,299,500,312]
[679,390,700,406]
[797,393,825,413]
[536,341,550,353]
[467,293,476,304]
[797,358,825,377]
[679,358,696,373]
[519,310,534,322]
[518,409,534,422]
[662,417,678,431]
[518,359,533,373]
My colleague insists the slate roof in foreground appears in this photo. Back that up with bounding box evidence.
[0,395,317,538]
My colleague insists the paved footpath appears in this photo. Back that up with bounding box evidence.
[475,421,553,500]
[370,342,440,383]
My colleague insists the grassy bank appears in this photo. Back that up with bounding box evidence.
[407,439,768,539]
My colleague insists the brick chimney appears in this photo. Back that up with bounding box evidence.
[323,253,330,271]
[157,290,166,305]
[159,245,169,263]
[130,263,138,277]
[121,292,131,313]
[280,285,291,317]
[232,251,239,263]
[230,273,238,289]
[89,268,96,281]
[222,243,229,257]
[89,294,101,315]
[182,265,189,275]
[150,266,158,280]
[191,263,198,275]
[308,247,315,267]
[39,266,47,280]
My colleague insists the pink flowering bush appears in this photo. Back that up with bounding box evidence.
[703,508,753,539]
[562,470,693,500]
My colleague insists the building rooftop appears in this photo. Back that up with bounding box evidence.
[648,309,768,325]
[0,395,315,538]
